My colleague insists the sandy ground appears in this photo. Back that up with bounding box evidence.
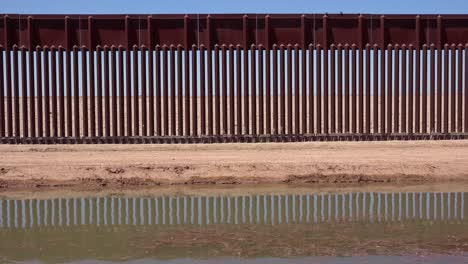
[1,140,468,190]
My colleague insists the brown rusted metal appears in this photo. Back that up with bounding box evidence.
[259,44,265,135]
[141,45,148,137]
[111,45,117,137]
[229,45,235,135]
[422,44,427,134]
[170,45,176,136]
[330,44,336,134]
[337,44,343,134]
[394,44,400,133]
[200,44,206,135]
[81,46,88,137]
[96,45,102,137]
[192,44,198,136]
[214,44,220,135]
[252,44,257,135]
[344,44,350,133]
[280,44,286,134]
[2,13,468,144]
[443,44,449,133]
[365,44,371,134]
[429,44,435,133]
[162,45,168,136]
[103,45,110,137]
[177,45,183,136]
[222,44,228,135]
[118,46,125,137]
[273,44,279,134]
[450,44,456,132]
[286,44,292,135]
[229,45,236,135]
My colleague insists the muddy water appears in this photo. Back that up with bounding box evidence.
[0,185,467,263]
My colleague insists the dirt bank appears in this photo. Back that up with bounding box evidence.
[0,140,468,190]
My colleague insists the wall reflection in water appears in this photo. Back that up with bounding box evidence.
[0,192,466,229]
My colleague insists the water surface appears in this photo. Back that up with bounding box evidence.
[0,186,467,263]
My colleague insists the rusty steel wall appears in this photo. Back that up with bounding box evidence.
[1,14,468,143]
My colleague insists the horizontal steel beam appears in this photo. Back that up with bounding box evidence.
[2,14,468,49]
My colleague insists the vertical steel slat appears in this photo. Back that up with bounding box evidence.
[177,45,183,136]
[243,16,249,136]
[133,45,140,137]
[141,46,147,137]
[162,45,168,136]
[301,43,307,135]
[222,45,228,135]
[273,44,279,134]
[352,44,357,134]
[214,44,220,135]
[380,44,386,134]
[280,44,286,135]
[37,46,44,137]
[259,44,265,135]
[21,46,28,137]
[170,45,176,136]
[437,45,443,133]
[89,45,95,138]
[207,45,213,137]
[323,43,329,135]
[96,46,102,137]
[330,44,336,134]
[191,44,198,136]
[443,44,449,133]
[148,46,154,136]
[81,46,88,137]
[387,45,393,133]
[408,45,414,133]
[358,44,364,134]
[72,46,79,138]
[415,44,420,133]
[394,44,400,133]
[200,45,206,135]
[118,46,125,137]
[365,44,371,134]
[401,45,407,133]
[457,44,463,132]
[430,44,435,133]
[465,44,468,133]
[184,44,190,137]
[229,45,235,135]
[338,44,343,133]
[5,44,12,136]
[287,44,292,135]
[30,46,37,137]
[126,45,132,137]
[308,44,314,134]
[111,46,117,137]
[155,45,161,136]
[344,44,350,133]
[266,19,272,135]
[13,45,19,137]
[0,46,4,137]
[422,44,428,133]
[373,44,379,133]
[450,44,456,132]
[236,45,242,135]
[294,44,300,134]
[251,44,257,135]
[66,45,72,137]
[103,46,110,137]
[316,44,322,134]
[44,46,50,138]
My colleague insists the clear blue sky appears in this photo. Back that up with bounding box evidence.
[1,0,468,14]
